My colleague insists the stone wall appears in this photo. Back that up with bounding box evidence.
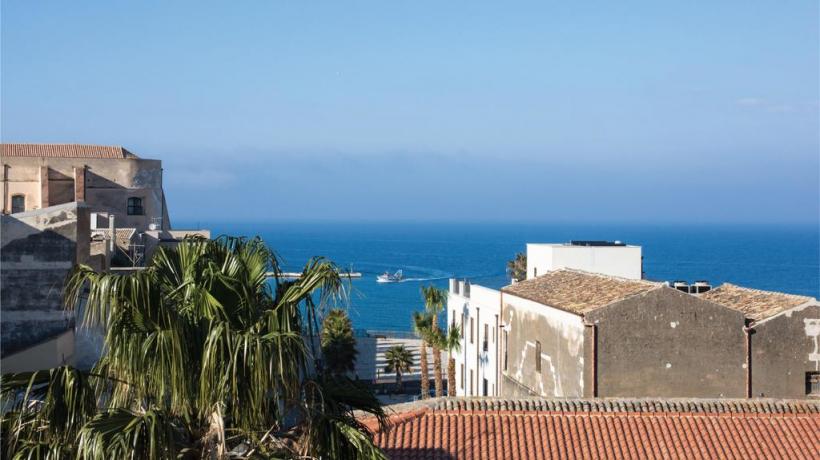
[585,288,747,398]
[751,302,820,398]
[1,202,89,368]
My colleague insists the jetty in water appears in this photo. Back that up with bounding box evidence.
[266,271,362,279]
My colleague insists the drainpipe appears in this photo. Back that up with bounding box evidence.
[743,324,754,398]
[584,320,598,398]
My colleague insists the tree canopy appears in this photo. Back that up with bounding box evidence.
[1,236,386,459]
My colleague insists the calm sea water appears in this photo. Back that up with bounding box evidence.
[183,222,819,332]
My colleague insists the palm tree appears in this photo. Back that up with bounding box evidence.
[421,285,447,398]
[443,324,462,396]
[321,308,358,376]
[1,236,387,459]
[507,252,527,281]
[412,311,433,399]
[383,345,413,393]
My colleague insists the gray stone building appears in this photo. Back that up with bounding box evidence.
[701,284,820,399]
[499,269,819,399]
[1,202,90,371]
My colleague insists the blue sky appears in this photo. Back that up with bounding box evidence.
[2,1,818,223]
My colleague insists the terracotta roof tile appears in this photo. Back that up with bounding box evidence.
[701,283,815,321]
[370,398,820,459]
[1,143,137,159]
[501,269,662,315]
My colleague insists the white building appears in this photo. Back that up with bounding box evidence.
[448,279,501,397]
[446,240,643,397]
[527,241,643,280]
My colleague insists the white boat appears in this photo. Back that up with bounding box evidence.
[377,270,403,283]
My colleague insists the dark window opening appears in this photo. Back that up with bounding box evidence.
[470,370,474,395]
[533,267,537,278]
[11,194,25,213]
[807,372,820,396]
[482,324,488,352]
[482,378,488,396]
[127,197,144,215]
[535,340,542,373]
[470,317,474,344]
[460,364,464,390]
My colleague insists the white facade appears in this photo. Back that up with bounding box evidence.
[526,242,642,280]
[447,280,500,397]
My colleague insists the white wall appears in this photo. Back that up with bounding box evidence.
[447,282,501,397]
[501,293,586,397]
[527,244,642,280]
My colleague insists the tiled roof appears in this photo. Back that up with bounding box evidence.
[1,143,137,159]
[369,398,820,460]
[501,269,661,315]
[701,283,815,321]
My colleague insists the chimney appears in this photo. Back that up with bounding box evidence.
[39,166,49,208]
[74,166,86,202]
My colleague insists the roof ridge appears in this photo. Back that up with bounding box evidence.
[430,397,820,414]
[1,143,138,159]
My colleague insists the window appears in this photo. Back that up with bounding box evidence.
[470,317,474,344]
[460,364,464,389]
[482,324,488,352]
[127,197,144,215]
[807,372,820,396]
[503,330,508,371]
[470,370,474,395]
[535,341,542,373]
[11,194,25,213]
[482,378,488,396]
[533,267,538,277]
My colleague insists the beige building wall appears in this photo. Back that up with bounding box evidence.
[2,156,168,231]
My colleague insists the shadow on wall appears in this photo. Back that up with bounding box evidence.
[1,209,78,358]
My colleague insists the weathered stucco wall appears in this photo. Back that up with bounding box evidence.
[751,302,820,398]
[1,202,89,367]
[501,293,585,398]
[3,157,165,230]
[586,288,747,398]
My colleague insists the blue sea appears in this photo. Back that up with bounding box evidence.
[185,222,819,332]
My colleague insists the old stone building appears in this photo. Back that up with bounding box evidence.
[498,269,820,399]
[500,269,749,399]
[701,284,820,399]
[1,144,208,372]
[1,143,170,230]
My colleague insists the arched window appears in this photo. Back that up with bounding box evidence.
[127,197,144,215]
[11,194,25,213]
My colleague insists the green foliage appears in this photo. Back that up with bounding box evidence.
[1,236,385,460]
[383,345,414,392]
[321,308,358,376]
[507,252,527,281]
